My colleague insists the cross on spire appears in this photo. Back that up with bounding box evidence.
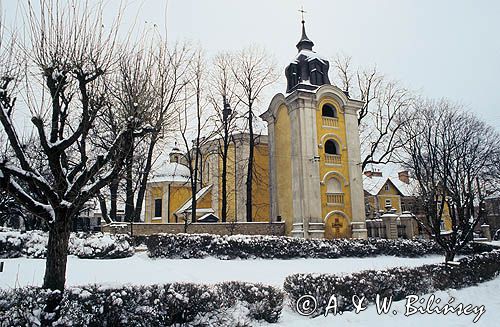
[296,6,313,51]
[298,6,307,23]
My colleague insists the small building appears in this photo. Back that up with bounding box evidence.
[143,133,270,224]
[143,149,211,224]
[485,196,500,238]
[363,168,452,238]
[363,170,419,217]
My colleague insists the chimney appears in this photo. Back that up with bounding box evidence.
[398,170,410,184]
[364,170,383,178]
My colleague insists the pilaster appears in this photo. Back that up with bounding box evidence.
[267,120,279,221]
[344,104,368,239]
[287,91,324,238]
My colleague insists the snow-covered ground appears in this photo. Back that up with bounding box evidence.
[487,240,500,247]
[0,253,443,288]
[2,253,498,326]
[260,276,500,327]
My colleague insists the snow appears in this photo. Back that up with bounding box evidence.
[149,161,190,183]
[2,250,498,326]
[363,173,419,197]
[0,253,443,289]
[257,276,500,327]
[292,49,328,64]
[486,240,500,247]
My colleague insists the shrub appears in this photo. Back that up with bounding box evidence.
[0,230,23,258]
[284,250,500,316]
[0,230,134,259]
[145,233,494,260]
[69,233,134,259]
[0,282,284,326]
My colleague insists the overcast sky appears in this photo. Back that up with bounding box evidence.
[4,0,500,129]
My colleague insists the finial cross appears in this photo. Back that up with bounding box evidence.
[299,6,307,22]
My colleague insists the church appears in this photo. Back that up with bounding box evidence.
[143,19,368,239]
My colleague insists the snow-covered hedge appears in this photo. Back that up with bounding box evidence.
[145,233,494,259]
[0,281,284,326]
[284,250,500,317]
[69,232,134,259]
[0,229,134,259]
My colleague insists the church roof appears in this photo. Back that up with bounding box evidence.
[175,184,213,214]
[291,49,328,65]
[296,20,314,51]
[285,19,331,93]
[149,162,190,183]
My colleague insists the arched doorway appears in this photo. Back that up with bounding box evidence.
[324,211,350,239]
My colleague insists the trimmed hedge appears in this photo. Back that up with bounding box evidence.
[0,282,284,326]
[284,250,500,316]
[0,230,134,259]
[145,233,494,259]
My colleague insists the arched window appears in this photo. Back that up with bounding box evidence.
[326,178,342,193]
[322,104,337,118]
[324,140,338,155]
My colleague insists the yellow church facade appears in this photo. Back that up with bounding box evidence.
[143,19,368,239]
[143,134,270,224]
[260,20,367,239]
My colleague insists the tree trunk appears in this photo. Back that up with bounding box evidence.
[246,110,254,222]
[43,212,71,291]
[97,191,110,224]
[109,178,119,222]
[221,136,228,223]
[133,137,157,222]
[445,250,455,262]
[125,148,134,222]
[41,210,71,326]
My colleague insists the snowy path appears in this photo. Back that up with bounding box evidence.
[0,253,443,288]
[259,276,500,327]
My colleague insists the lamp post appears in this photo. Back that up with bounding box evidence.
[221,96,232,223]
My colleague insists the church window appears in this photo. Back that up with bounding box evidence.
[326,177,342,193]
[384,183,390,191]
[324,139,338,155]
[322,104,337,118]
[154,199,162,217]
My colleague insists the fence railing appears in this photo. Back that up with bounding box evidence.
[325,154,341,165]
[322,116,339,128]
[326,192,344,205]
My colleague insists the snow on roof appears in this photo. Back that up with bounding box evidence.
[363,175,387,195]
[149,162,190,183]
[292,49,328,64]
[363,165,419,197]
[175,184,213,214]
[198,213,219,222]
[389,177,419,197]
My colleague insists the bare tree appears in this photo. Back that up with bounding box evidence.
[232,46,278,222]
[0,189,25,228]
[332,55,414,171]
[0,2,144,295]
[177,48,211,223]
[98,39,191,223]
[400,99,500,262]
[208,52,239,222]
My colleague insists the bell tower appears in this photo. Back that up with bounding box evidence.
[261,17,367,239]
